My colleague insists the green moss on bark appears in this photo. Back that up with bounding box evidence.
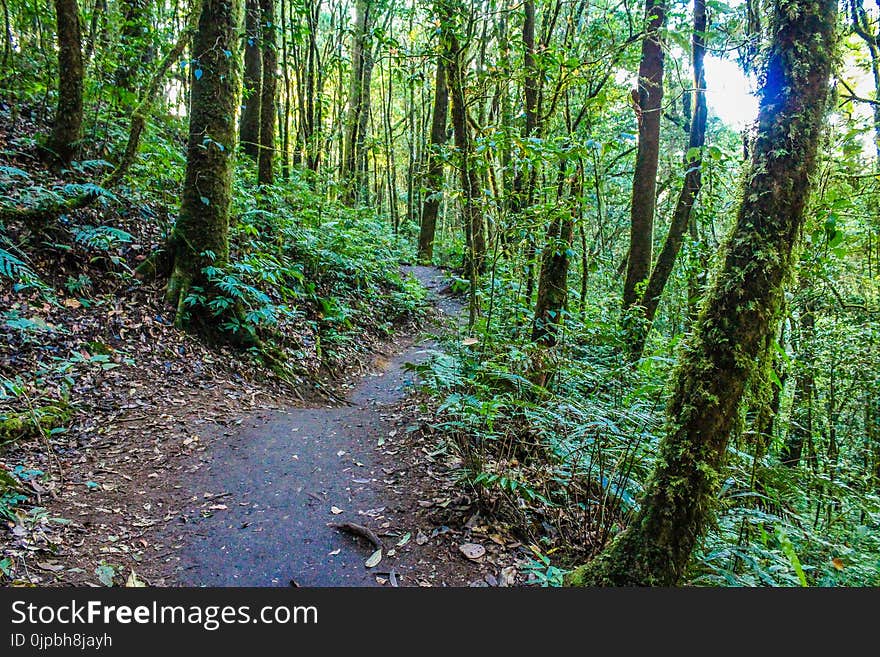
[166,0,243,334]
[568,0,838,587]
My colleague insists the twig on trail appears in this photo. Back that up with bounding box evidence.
[312,381,352,406]
[329,522,383,549]
[203,492,232,501]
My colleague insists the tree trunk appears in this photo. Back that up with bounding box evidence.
[445,1,486,281]
[240,0,262,160]
[49,0,84,165]
[782,297,816,467]
[532,166,579,346]
[342,0,375,205]
[511,0,539,216]
[568,0,838,586]
[258,0,277,185]
[165,0,243,332]
[417,58,449,263]
[629,0,707,359]
[622,0,666,310]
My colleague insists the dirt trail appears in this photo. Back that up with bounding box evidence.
[169,266,463,586]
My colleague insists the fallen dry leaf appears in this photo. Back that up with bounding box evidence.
[458,543,486,560]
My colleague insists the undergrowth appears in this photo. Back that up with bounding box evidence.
[412,259,880,587]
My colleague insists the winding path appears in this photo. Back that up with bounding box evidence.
[171,266,460,586]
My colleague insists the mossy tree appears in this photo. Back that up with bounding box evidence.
[48,0,84,165]
[164,0,243,333]
[531,163,581,348]
[567,0,839,586]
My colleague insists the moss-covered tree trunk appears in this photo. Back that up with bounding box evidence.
[622,0,666,311]
[417,56,449,264]
[165,0,242,331]
[257,0,277,185]
[532,168,579,347]
[48,0,84,165]
[629,0,707,359]
[568,0,838,587]
[239,0,262,159]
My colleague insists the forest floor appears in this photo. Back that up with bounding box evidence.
[2,265,529,587]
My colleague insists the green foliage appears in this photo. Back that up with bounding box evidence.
[179,166,426,361]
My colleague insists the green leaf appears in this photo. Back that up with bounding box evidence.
[95,563,116,587]
[776,527,807,587]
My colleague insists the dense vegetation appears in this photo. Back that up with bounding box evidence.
[1,0,878,586]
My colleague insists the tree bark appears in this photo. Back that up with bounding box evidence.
[342,0,375,205]
[622,0,666,310]
[532,167,579,346]
[49,0,84,165]
[568,0,838,586]
[165,0,243,331]
[240,0,262,160]
[629,0,707,358]
[445,1,486,281]
[781,297,816,467]
[258,0,277,185]
[417,57,449,263]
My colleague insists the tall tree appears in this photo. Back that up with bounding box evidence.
[165,0,243,329]
[568,0,838,586]
[531,161,580,347]
[445,0,486,288]
[48,0,84,165]
[258,0,277,185]
[628,0,708,359]
[342,0,376,205]
[417,53,450,263]
[240,0,262,159]
[622,0,667,311]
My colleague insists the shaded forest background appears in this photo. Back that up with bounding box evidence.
[0,0,878,586]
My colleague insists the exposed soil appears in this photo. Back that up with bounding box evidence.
[2,266,530,587]
[164,266,528,587]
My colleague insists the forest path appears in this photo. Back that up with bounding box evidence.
[170,266,463,586]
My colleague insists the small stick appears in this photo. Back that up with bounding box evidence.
[329,522,383,549]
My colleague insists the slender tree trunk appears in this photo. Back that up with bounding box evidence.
[49,0,84,165]
[629,0,707,358]
[622,0,666,310]
[511,0,539,215]
[240,0,262,159]
[445,2,486,280]
[343,0,374,205]
[417,57,449,263]
[258,0,277,185]
[532,165,579,346]
[782,297,816,467]
[165,0,243,331]
[568,0,838,586]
